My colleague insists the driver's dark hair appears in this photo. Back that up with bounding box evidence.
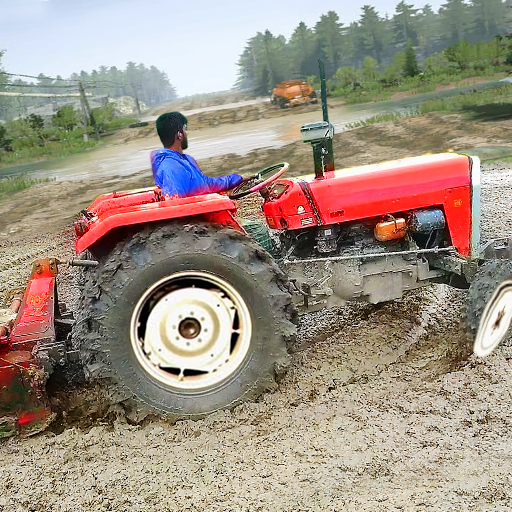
[156,112,188,147]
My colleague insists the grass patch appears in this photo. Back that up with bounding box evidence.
[345,109,419,129]
[343,90,393,104]
[0,174,55,196]
[418,84,512,115]
[334,70,505,105]
[344,83,512,131]
[0,139,101,167]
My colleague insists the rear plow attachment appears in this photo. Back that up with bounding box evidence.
[0,258,75,437]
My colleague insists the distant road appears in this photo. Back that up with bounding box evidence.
[141,97,270,122]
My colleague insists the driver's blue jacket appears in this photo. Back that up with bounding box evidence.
[151,148,243,198]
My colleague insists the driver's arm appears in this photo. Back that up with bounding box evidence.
[187,156,243,195]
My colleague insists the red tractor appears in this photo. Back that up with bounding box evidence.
[2,67,512,437]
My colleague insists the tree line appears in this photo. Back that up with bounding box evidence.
[67,62,177,104]
[0,101,139,165]
[236,0,511,94]
[0,58,177,120]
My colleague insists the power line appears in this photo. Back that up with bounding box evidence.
[0,72,72,81]
[2,82,79,89]
[0,71,141,87]
[0,92,85,98]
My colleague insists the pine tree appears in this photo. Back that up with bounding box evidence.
[356,5,390,63]
[403,42,420,76]
[469,0,508,40]
[439,0,472,47]
[393,1,419,46]
[288,22,319,78]
[315,11,345,75]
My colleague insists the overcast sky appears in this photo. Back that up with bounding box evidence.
[1,0,446,97]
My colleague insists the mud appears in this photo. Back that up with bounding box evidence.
[1,110,512,511]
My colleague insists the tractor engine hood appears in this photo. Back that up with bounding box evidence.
[262,153,480,258]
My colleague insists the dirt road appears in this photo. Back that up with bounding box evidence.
[1,110,512,511]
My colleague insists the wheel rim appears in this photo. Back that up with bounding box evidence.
[130,271,252,390]
[474,279,512,357]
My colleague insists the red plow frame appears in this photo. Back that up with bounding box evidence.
[0,259,59,437]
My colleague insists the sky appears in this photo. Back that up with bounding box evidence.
[0,0,446,97]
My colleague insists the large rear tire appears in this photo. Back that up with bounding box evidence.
[463,259,512,358]
[72,224,296,422]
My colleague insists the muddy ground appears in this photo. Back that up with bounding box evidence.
[1,108,512,511]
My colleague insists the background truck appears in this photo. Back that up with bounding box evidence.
[270,80,317,108]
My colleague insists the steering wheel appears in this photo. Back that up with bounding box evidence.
[228,162,289,200]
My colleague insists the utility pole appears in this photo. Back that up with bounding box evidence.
[78,81,89,142]
[131,82,141,115]
[78,82,100,141]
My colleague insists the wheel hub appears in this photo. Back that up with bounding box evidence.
[143,287,236,372]
[130,271,252,390]
[179,318,201,339]
[474,279,512,357]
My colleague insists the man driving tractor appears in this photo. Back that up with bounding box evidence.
[151,111,244,197]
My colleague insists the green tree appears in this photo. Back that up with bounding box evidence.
[125,61,139,96]
[416,5,443,56]
[315,11,345,75]
[25,113,50,146]
[423,51,452,73]
[393,1,419,46]
[473,39,503,67]
[403,42,420,76]
[27,114,44,132]
[0,50,11,119]
[439,0,472,46]
[356,5,390,63]
[444,40,475,69]
[288,22,319,78]
[237,30,290,94]
[36,73,55,94]
[330,66,361,90]
[469,0,508,40]
[5,118,40,150]
[91,102,116,132]
[52,105,79,132]
[384,51,406,82]
[0,124,12,148]
[362,56,381,81]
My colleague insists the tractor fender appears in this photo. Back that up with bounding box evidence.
[74,190,243,254]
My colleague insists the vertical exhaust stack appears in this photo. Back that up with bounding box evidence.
[300,59,335,179]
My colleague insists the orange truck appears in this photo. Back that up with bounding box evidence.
[270,80,317,108]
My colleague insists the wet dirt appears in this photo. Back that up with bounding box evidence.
[1,108,512,511]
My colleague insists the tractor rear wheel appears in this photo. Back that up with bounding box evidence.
[72,224,295,422]
[463,259,512,358]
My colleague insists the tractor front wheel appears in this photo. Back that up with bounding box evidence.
[463,259,512,358]
[72,224,295,422]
